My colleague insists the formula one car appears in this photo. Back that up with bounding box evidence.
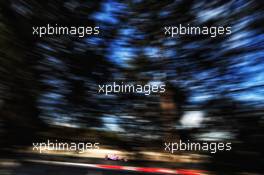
[105,154,128,162]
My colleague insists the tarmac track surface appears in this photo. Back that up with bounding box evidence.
[0,153,207,175]
[2,160,167,175]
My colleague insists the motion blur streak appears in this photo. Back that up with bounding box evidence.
[0,0,263,175]
[25,159,207,175]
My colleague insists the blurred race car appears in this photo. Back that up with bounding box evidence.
[105,154,128,162]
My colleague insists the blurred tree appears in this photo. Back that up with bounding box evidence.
[0,0,119,150]
[202,97,264,173]
[118,0,264,172]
